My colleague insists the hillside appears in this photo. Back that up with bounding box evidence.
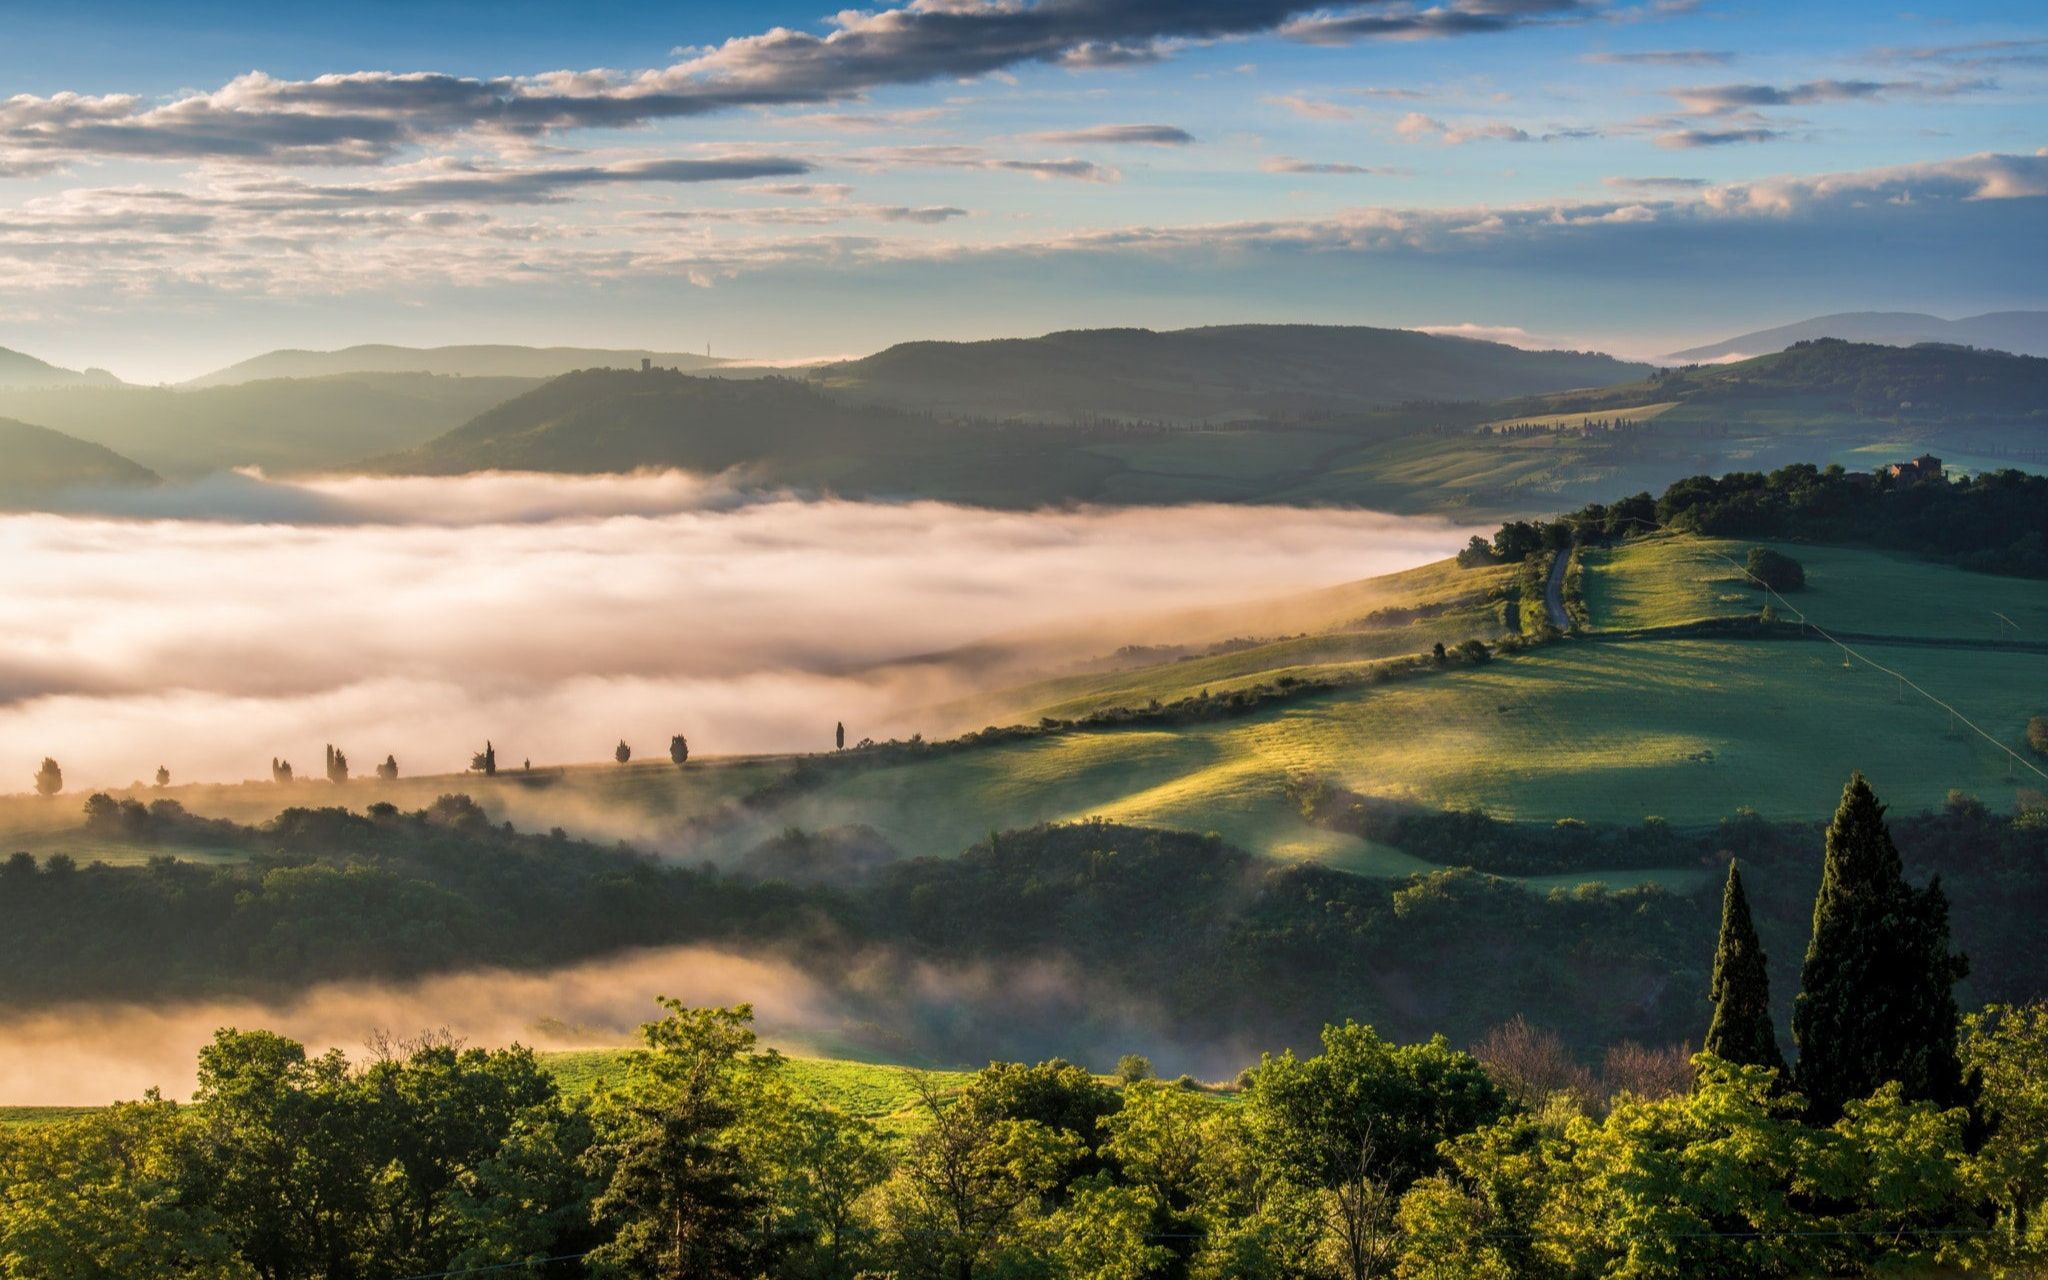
[0,372,538,476]
[0,346,120,390]
[1672,310,2048,362]
[380,367,946,476]
[810,324,1651,422]
[1520,339,2048,424]
[0,418,157,504]
[185,343,728,388]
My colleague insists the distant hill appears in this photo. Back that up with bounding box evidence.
[380,368,943,476]
[0,418,156,504]
[1513,338,2048,425]
[809,324,1651,422]
[0,372,539,477]
[1669,311,2048,362]
[185,344,729,388]
[0,347,121,390]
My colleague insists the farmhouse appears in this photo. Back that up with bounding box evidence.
[1885,454,1944,485]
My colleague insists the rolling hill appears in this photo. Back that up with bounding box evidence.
[1671,310,2048,362]
[378,367,946,477]
[0,346,121,390]
[0,418,156,505]
[185,343,728,388]
[808,324,1651,422]
[0,372,539,477]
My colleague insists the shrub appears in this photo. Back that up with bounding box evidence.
[1745,546,1806,592]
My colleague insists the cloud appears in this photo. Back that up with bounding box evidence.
[1869,38,2048,70]
[1656,126,1782,148]
[1264,93,1359,120]
[240,155,818,208]
[0,480,1475,791]
[0,3,1339,169]
[1028,123,1195,146]
[1395,113,1597,145]
[1582,48,1732,66]
[765,107,955,132]
[643,203,970,225]
[851,144,1120,182]
[1284,0,1594,44]
[1603,175,1708,189]
[1669,78,1994,114]
[1261,156,1404,175]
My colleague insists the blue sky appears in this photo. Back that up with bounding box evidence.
[0,0,2042,379]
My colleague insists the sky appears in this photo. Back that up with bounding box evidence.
[0,0,2043,380]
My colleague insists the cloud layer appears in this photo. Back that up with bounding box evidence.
[0,475,1475,791]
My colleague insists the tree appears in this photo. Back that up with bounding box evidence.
[615,740,632,766]
[1793,773,1970,1122]
[835,721,845,751]
[376,755,398,781]
[734,1081,889,1276]
[33,757,62,797]
[1704,861,1786,1077]
[154,765,170,788]
[2029,714,2048,758]
[324,745,348,785]
[1744,546,1805,592]
[586,1002,779,1280]
[1244,1023,1507,1280]
[880,1073,1078,1280]
[1960,1003,2048,1260]
[470,742,496,777]
[669,734,690,768]
[270,757,292,785]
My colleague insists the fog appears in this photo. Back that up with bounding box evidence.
[3,471,1477,790]
[0,942,1259,1105]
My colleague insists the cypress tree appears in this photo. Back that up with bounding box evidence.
[1792,773,1969,1122]
[1704,861,1784,1076]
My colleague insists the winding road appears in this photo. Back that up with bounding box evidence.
[1544,545,1571,629]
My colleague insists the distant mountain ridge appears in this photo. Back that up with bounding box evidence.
[185,344,729,388]
[0,418,156,505]
[1511,338,2048,423]
[0,346,122,390]
[809,324,1652,422]
[1670,311,2048,362]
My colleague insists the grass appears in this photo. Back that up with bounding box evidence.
[541,1050,979,1136]
[1582,535,2048,639]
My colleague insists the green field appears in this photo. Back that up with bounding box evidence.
[1583,534,2048,638]
[541,1051,980,1136]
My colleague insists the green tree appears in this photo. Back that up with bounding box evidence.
[32,757,61,797]
[179,1030,377,1280]
[1960,1003,2048,1263]
[668,734,690,768]
[470,742,495,777]
[879,1072,1079,1280]
[586,1001,779,1280]
[154,764,170,788]
[0,1096,249,1280]
[734,1079,889,1277]
[1793,774,1969,1122]
[1047,1175,1172,1280]
[1704,861,1785,1077]
[615,740,632,766]
[1744,546,1805,592]
[1243,1022,1506,1280]
[375,754,398,781]
[835,721,845,751]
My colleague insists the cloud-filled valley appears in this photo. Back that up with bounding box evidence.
[2,471,1476,791]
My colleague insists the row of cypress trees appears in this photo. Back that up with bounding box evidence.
[1704,772,1970,1121]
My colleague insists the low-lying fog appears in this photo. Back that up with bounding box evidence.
[6,470,1476,790]
[0,943,1256,1104]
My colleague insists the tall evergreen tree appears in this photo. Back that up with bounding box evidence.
[1792,773,1969,1122]
[1704,861,1784,1076]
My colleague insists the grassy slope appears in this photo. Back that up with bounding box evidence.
[0,417,157,503]
[542,1052,978,1136]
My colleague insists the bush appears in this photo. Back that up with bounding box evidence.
[1744,546,1805,592]
[2029,715,2048,758]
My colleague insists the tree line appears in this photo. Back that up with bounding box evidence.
[3,775,2045,1278]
